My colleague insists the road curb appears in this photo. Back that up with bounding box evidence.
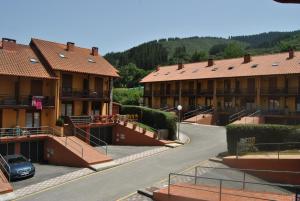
[209,157,223,163]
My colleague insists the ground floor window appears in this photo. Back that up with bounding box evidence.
[160,97,167,108]
[26,111,41,127]
[268,98,280,111]
[205,97,212,107]
[173,98,179,108]
[296,97,300,112]
[188,97,196,110]
[92,102,102,116]
[61,101,73,116]
[224,97,233,109]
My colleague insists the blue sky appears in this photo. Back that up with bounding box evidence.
[0,0,299,54]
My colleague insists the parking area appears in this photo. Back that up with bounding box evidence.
[11,163,80,190]
[104,145,165,160]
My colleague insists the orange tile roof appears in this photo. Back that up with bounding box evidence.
[0,42,55,79]
[140,51,300,83]
[31,38,119,77]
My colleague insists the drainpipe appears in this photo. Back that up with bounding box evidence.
[109,77,113,115]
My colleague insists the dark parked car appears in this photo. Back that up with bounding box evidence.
[4,154,35,180]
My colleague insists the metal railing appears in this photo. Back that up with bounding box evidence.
[69,116,92,125]
[74,126,108,155]
[0,126,84,158]
[228,109,248,123]
[183,106,208,120]
[236,141,300,159]
[167,172,299,201]
[0,154,10,182]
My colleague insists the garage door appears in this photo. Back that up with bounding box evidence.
[0,143,15,156]
[20,141,44,162]
[90,126,113,146]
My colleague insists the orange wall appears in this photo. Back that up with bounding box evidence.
[112,124,165,146]
[223,158,300,185]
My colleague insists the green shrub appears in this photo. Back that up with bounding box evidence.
[121,105,177,140]
[56,117,64,127]
[113,87,143,105]
[226,124,298,154]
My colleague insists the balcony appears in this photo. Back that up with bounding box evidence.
[196,89,214,96]
[144,90,152,97]
[61,87,110,100]
[182,90,195,96]
[260,88,300,96]
[0,95,55,108]
[217,88,256,96]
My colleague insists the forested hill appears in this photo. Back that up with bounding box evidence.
[106,30,300,88]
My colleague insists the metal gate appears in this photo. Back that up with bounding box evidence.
[20,141,44,162]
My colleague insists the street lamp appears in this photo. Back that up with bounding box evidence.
[177,105,182,140]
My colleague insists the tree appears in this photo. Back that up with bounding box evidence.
[190,51,208,62]
[114,63,148,88]
[209,43,227,56]
[172,46,190,63]
[223,43,245,59]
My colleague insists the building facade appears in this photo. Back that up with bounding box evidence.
[0,38,119,129]
[141,50,300,124]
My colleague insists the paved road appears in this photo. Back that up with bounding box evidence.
[18,124,227,201]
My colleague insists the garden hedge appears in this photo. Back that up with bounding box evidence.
[120,105,177,140]
[226,124,300,154]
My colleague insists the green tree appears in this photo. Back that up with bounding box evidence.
[114,63,148,88]
[223,43,245,59]
[190,51,208,62]
[172,46,190,63]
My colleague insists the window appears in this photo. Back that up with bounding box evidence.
[26,111,40,128]
[59,53,66,58]
[30,58,39,64]
[61,102,73,116]
[269,98,280,111]
[31,80,43,96]
[88,58,96,63]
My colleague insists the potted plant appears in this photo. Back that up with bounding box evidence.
[142,127,147,134]
[132,122,137,130]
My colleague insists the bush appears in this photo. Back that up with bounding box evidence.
[56,117,64,127]
[121,105,177,140]
[226,124,298,154]
[113,88,143,105]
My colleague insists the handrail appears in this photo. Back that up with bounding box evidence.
[74,126,108,155]
[248,110,261,117]
[0,154,10,182]
[168,172,300,198]
[184,107,214,121]
[66,115,109,155]
[0,126,84,158]
[164,107,176,112]
[236,141,300,159]
[229,109,247,123]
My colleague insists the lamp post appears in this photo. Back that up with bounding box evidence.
[177,105,182,140]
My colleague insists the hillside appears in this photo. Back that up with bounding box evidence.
[106,30,300,87]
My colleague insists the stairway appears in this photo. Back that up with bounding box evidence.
[49,136,112,166]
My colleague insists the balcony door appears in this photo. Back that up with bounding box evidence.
[0,110,2,128]
[83,79,89,97]
[197,82,201,94]
[26,111,41,128]
[31,80,43,96]
[247,78,255,93]
[62,74,73,95]
[166,83,171,95]
[95,77,103,97]
[207,80,214,93]
[224,80,231,93]
[269,77,277,93]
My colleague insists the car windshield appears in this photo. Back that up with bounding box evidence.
[8,157,27,164]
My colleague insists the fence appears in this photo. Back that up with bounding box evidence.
[236,141,300,159]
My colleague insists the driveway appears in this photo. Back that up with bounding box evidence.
[12,163,80,190]
[18,124,227,201]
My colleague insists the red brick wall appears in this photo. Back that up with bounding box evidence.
[223,158,300,185]
[112,124,165,146]
[43,138,88,167]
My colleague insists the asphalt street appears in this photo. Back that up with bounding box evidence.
[17,123,227,201]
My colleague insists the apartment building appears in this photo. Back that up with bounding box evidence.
[0,37,119,129]
[141,50,300,124]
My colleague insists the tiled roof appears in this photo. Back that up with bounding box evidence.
[31,38,119,77]
[140,51,300,83]
[0,42,55,79]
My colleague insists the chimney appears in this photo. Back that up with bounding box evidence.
[92,47,98,56]
[207,58,214,67]
[244,54,251,63]
[288,49,294,59]
[1,38,16,51]
[66,42,75,51]
[178,62,184,70]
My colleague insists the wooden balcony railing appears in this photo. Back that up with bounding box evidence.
[61,87,110,99]
[0,95,55,107]
[260,88,300,96]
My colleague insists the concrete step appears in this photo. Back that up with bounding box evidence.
[89,161,119,171]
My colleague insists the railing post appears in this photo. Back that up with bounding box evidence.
[277,144,280,160]
[194,167,198,184]
[219,179,222,201]
[242,172,246,190]
[168,174,171,196]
